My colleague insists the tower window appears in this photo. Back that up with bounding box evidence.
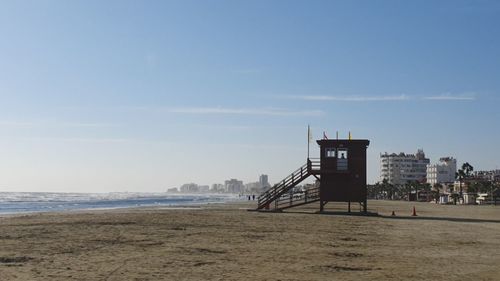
[326,148,336,158]
[337,148,348,171]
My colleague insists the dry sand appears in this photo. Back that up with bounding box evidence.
[1,200,499,280]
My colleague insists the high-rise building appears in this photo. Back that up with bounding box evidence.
[380,149,430,186]
[259,174,270,190]
[427,157,457,185]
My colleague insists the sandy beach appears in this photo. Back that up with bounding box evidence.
[1,200,499,281]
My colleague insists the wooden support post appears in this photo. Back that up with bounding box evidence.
[348,201,351,213]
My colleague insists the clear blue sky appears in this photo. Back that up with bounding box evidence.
[1,0,499,192]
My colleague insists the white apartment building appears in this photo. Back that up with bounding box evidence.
[427,157,457,185]
[380,149,430,186]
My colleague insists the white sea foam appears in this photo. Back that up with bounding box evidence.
[0,192,241,214]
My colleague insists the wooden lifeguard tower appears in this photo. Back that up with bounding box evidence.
[256,137,370,213]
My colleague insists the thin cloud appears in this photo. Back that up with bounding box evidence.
[18,136,132,144]
[284,93,478,102]
[168,107,324,116]
[58,122,121,128]
[0,120,120,129]
[0,121,35,128]
[285,94,410,102]
[423,93,477,101]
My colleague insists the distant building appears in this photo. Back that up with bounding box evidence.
[225,179,244,194]
[453,180,471,193]
[245,182,260,193]
[198,185,210,193]
[210,183,225,193]
[427,157,457,185]
[304,181,319,191]
[473,170,500,182]
[380,149,430,186]
[167,187,178,193]
[244,174,271,194]
[179,183,199,193]
[259,174,270,190]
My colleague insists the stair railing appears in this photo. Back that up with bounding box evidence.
[257,159,321,209]
[275,185,320,209]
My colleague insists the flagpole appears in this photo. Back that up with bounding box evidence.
[307,125,310,160]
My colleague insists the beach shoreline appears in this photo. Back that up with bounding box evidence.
[0,192,242,217]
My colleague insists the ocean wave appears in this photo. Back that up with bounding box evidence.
[0,192,240,214]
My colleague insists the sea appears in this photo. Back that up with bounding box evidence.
[0,192,240,215]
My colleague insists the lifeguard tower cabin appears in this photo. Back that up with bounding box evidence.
[257,138,370,213]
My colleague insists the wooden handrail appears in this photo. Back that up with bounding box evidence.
[275,186,320,208]
[257,160,320,209]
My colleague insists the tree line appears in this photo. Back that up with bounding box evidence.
[368,162,500,204]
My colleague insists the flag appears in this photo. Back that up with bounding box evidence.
[323,131,328,140]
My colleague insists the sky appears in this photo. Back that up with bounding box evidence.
[0,0,499,192]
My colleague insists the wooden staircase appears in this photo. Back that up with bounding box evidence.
[257,159,320,211]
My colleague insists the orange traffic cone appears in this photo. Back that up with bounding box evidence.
[412,206,417,216]
[391,210,396,216]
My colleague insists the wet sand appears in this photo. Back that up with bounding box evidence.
[1,200,499,280]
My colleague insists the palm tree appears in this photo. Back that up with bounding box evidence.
[419,183,431,202]
[455,162,474,204]
[403,182,411,201]
[380,178,395,200]
[432,183,442,203]
[456,168,466,200]
[462,162,474,178]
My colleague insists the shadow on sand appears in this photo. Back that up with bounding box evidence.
[267,209,500,224]
[381,215,500,224]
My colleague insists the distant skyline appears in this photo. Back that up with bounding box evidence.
[1,0,499,192]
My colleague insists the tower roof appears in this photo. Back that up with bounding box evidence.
[316,139,370,147]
